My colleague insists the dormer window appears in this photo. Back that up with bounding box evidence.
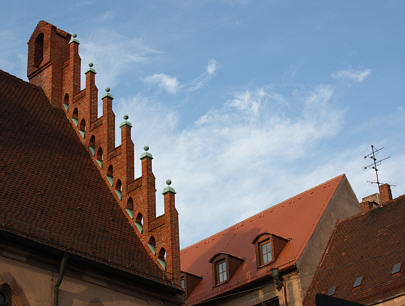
[259,239,272,265]
[215,259,228,285]
[253,233,288,268]
[209,253,243,287]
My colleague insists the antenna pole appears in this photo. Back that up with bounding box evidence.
[371,145,380,186]
[363,144,390,189]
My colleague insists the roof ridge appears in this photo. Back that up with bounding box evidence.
[181,174,345,252]
[0,69,39,90]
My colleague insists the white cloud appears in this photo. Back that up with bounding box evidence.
[187,58,218,91]
[331,68,372,83]
[115,84,346,247]
[144,59,218,94]
[79,29,161,90]
[144,73,181,94]
[207,59,217,75]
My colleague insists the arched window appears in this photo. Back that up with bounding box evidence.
[126,198,134,219]
[63,93,69,111]
[148,236,156,255]
[158,248,166,270]
[34,33,44,67]
[89,135,95,156]
[106,165,113,186]
[115,179,122,200]
[135,213,143,233]
[72,108,78,126]
[79,119,86,138]
[96,147,103,168]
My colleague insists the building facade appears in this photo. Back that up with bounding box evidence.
[180,175,361,305]
[304,185,405,306]
[0,21,183,305]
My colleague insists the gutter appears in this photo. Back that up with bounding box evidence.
[54,253,69,306]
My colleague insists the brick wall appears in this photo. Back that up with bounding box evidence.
[26,20,181,285]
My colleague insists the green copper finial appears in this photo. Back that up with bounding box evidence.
[120,114,132,128]
[69,33,80,45]
[162,179,176,194]
[85,62,96,74]
[140,145,153,160]
[102,87,114,99]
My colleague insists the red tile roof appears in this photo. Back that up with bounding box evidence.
[303,195,405,306]
[181,174,345,304]
[0,70,173,287]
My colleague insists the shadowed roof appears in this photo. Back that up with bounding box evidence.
[303,195,405,306]
[0,69,172,287]
[181,174,345,304]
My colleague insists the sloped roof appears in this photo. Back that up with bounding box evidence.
[0,70,173,288]
[181,174,345,304]
[303,195,405,305]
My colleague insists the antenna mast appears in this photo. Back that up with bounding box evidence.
[363,145,390,187]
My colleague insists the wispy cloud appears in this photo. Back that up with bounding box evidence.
[188,59,218,91]
[115,83,344,247]
[143,59,218,94]
[331,68,372,83]
[143,73,182,94]
[80,29,161,90]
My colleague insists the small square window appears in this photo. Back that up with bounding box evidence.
[327,285,336,296]
[259,239,272,265]
[392,263,402,274]
[215,260,228,285]
[353,276,363,288]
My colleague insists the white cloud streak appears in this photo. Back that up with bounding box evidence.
[143,59,218,94]
[187,59,218,92]
[143,73,182,94]
[331,68,372,83]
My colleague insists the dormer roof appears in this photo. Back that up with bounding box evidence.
[181,174,346,304]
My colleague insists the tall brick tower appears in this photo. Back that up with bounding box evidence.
[27,20,181,285]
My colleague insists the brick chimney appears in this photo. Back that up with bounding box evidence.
[379,184,393,205]
[27,21,181,287]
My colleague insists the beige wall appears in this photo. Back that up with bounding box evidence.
[0,246,180,306]
[199,271,304,306]
[297,176,361,298]
[374,295,405,305]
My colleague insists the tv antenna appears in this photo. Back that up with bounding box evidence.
[363,145,390,186]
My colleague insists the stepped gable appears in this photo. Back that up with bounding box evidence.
[181,174,345,304]
[0,69,171,287]
[303,194,405,305]
[15,20,181,286]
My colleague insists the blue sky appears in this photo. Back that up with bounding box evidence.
[2,1,405,247]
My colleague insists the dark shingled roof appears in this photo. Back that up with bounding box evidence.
[0,69,172,287]
[303,194,405,306]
